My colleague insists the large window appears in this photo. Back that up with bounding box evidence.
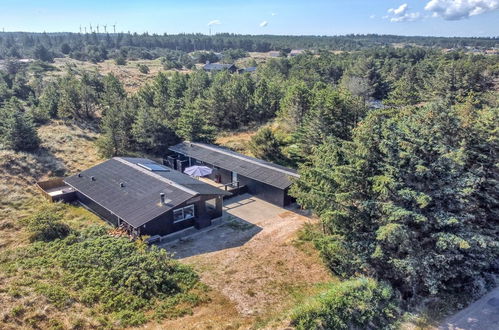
[173,204,195,223]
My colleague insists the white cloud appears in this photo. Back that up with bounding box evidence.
[260,21,269,27]
[391,12,421,21]
[389,3,409,15]
[271,13,277,16]
[387,3,422,22]
[207,20,221,26]
[369,14,376,19]
[424,0,499,20]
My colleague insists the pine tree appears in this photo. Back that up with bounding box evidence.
[248,126,286,164]
[131,105,179,155]
[278,80,311,129]
[177,99,216,143]
[295,85,365,157]
[253,78,282,122]
[0,98,40,152]
[58,74,82,119]
[291,103,499,301]
[341,57,387,101]
[386,66,422,106]
[37,81,60,119]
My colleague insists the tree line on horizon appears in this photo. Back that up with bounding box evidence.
[0,31,498,63]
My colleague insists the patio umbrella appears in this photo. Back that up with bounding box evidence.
[184,165,213,177]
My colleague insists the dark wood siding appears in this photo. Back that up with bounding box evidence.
[140,210,195,236]
[76,191,119,226]
[178,156,294,207]
[139,195,221,236]
[238,174,286,206]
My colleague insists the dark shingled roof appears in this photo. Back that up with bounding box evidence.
[64,157,229,228]
[203,63,236,71]
[240,66,257,72]
[169,142,299,190]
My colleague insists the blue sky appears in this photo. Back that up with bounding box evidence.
[0,0,498,37]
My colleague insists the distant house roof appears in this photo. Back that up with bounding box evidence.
[238,66,257,73]
[203,63,237,71]
[64,157,229,228]
[289,49,304,56]
[169,142,299,190]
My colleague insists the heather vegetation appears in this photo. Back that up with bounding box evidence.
[1,205,205,328]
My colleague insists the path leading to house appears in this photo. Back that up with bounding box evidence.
[155,194,333,329]
[439,287,499,330]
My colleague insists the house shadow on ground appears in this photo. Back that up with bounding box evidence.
[159,194,282,259]
[162,216,262,259]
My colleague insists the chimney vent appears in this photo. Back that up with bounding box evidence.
[120,182,125,188]
[78,173,82,177]
[160,193,165,204]
[90,176,95,181]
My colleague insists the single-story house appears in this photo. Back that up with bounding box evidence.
[63,157,231,236]
[238,66,257,74]
[168,142,299,207]
[202,62,237,73]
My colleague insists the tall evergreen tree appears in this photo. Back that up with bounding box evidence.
[131,104,179,155]
[278,80,311,129]
[177,99,216,143]
[295,85,365,157]
[0,98,40,152]
[248,126,286,164]
[291,103,499,301]
[253,78,282,122]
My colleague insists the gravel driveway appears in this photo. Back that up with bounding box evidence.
[160,193,332,318]
[439,287,499,330]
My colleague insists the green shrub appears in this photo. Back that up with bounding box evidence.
[291,277,399,330]
[115,57,127,66]
[313,234,365,278]
[11,305,25,317]
[115,310,147,327]
[5,225,200,326]
[21,205,71,242]
[35,283,72,308]
[137,63,149,74]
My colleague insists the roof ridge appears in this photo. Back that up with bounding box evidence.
[187,142,299,177]
[114,157,199,196]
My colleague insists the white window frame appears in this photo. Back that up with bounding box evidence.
[173,204,195,223]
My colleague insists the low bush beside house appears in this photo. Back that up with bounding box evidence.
[21,204,71,242]
[3,222,205,327]
[291,277,399,330]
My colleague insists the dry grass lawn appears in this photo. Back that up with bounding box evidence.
[216,129,258,155]
[0,120,102,249]
[158,196,334,329]
[50,57,191,92]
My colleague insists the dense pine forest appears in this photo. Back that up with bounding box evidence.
[0,33,498,328]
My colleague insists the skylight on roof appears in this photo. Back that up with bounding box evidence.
[137,163,169,172]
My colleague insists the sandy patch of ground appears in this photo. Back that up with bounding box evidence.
[50,57,191,92]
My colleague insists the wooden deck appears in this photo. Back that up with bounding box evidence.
[36,178,76,202]
[197,177,247,197]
